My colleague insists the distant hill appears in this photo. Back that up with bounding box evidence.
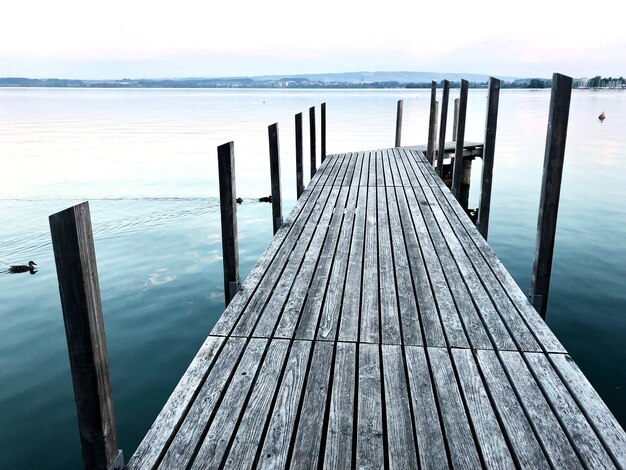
[249,71,521,84]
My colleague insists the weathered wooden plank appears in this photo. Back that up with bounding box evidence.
[342,151,358,187]
[524,353,616,468]
[428,347,482,469]
[367,150,377,187]
[375,149,385,187]
[258,340,313,470]
[382,345,418,470]
[356,343,384,469]
[322,342,356,469]
[127,336,225,469]
[360,151,372,187]
[360,184,380,343]
[222,339,291,470]
[498,351,583,469]
[549,354,626,467]
[391,147,413,187]
[192,338,268,468]
[404,346,448,469]
[290,341,335,469]
[451,348,515,469]
[157,337,247,469]
[350,151,365,191]
[385,146,403,187]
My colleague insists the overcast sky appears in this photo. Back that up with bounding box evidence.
[2,0,624,79]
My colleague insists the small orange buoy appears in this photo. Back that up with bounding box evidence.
[599,112,606,122]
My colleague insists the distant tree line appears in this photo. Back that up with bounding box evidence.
[583,76,625,88]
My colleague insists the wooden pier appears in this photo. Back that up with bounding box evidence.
[126,148,626,469]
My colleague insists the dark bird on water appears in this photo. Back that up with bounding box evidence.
[8,261,38,274]
[599,112,606,122]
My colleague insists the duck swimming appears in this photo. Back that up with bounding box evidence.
[8,261,37,274]
[599,112,606,122]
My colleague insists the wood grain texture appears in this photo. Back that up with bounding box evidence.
[356,343,384,469]
[451,79,469,200]
[310,106,317,178]
[426,81,437,163]
[395,99,403,147]
[268,123,283,234]
[436,80,450,176]
[295,113,304,198]
[218,142,240,306]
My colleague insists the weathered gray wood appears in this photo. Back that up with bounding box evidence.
[218,142,240,306]
[321,102,327,162]
[310,106,316,177]
[295,112,304,198]
[268,123,283,234]
[258,340,312,469]
[360,184,379,343]
[323,342,356,469]
[49,202,119,470]
[426,81,437,163]
[382,345,418,470]
[221,339,290,470]
[477,77,500,239]
[436,80,450,176]
[453,97,460,141]
[395,99,403,147]
[356,344,384,469]
[530,73,573,318]
[451,79,469,201]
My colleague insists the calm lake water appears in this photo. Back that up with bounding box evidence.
[1,87,624,468]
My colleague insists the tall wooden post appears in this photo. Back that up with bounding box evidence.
[451,80,469,200]
[295,112,304,198]
[395,99,403,147]
[49,202,123,470]
[436,80,450,176]
[269,123,283,234]
[217,142,240,306]
[477,77,501,239]
[321,102,327,162]
[453,98,460,141]
[530,73,572,318]
[309,106,316,178]
[427,82,437,163]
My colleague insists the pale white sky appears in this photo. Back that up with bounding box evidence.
[2,0,624,79]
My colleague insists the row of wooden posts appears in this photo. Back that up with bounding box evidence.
[47,74,571,470]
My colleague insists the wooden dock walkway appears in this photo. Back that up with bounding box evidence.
[127,148,626,469]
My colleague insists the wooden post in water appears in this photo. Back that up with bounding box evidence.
[309,106,316,178]
[477,77,501,239]
[427,81,437,163]
[49,202,124,470]
[217,142,240,306]
[436,80,450,176]
[451,80,469,201]
[321,102,327,162]
[395,99,403,147]
[530,73,572,318]
[269,123,283,234]
[453,98,460,141]
[295,112,304,198]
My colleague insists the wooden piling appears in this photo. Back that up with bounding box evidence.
[477,77,501,239]
[49,202,123,470]
[530,73,572,318]
[453,98,460,141]
[395,99,403,147]
[295,112,304,198]
[436,80,450,176]
[451,80,469,201]
[321,102,327,162]
[269,123,283,234]
[309,106,316,178]
[427,82,437,163]
[217,142,240,306]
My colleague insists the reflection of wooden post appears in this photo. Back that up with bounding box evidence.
[452,98,460,141]
[217,142,240,306]
[436,80,450,176]
[269,123,283,234]
[427,82,437,163]
[309,106,316,177]
[295,112,304,198]
[395,99,403,147]
[477,77,501,239]
[530,73,572,318]
[451,80,468,201]
[49,202,123,470]
[321,102,327,162]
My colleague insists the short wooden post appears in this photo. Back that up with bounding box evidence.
[427,81,437,162]
[217,142,240,306]
[309,106,316,178]
[451,79,469,200]
[295,112,304,198]
[269,123,283,234]
[395,99,403,147]
[530,73,572,318]
[49,202,123,470]
[436,80,450,176]
[321,102,327,162]
[477,77,501,239]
